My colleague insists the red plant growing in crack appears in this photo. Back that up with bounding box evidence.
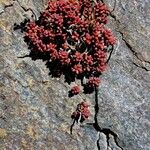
[24,0,116,133]
[14,1,124,147]
[70,86,80,95]
[25,0,116,95]
[71,101,90,123]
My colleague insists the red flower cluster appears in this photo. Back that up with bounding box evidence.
[88,77,101,88]
[58,51,70,65]
[71,64,82,74]
[25,0,116,93]
[70,86,80,95]
[71,101,90,122]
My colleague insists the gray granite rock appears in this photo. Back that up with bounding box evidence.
[97,0,150,150]
[0,0,150,150]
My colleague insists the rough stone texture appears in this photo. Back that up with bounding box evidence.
[0,0,150,150]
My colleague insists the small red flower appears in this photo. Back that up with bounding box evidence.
[70,86,80,95]
[72,52,82,63]
[82,53,93,65]
[71,64,82,74]
[58,51,70,65]
[83,33,92,45]
[103,29,116,45]
[71,101,90,122]
[94,50,106,60]
[50,50,58,60]
[47,43,56,52]
[96,64,106,73]
[88,77,101,87]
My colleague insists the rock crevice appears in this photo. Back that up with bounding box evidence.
[93,87,124,150]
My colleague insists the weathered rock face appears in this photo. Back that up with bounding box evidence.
[0,0,149,150]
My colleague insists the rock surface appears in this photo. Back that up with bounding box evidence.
[0,0,150,150]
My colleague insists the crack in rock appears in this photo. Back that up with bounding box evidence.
[96,132,101,150]
[0,4,13,15]
[118,31,150,71]
[105,40,120,65]
[104,1,150,72]
[132,62,149,72]
[0,0,37,20]
[97,0,117,14]
[110,0,117,13]
[93,87,124,150]
[15,0,37,20]
[102,0,150,72]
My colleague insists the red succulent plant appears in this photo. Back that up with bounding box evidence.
[70,86,80,95]
[88,77,101,88]
[71,101,90,122]
[25,0,116,94]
